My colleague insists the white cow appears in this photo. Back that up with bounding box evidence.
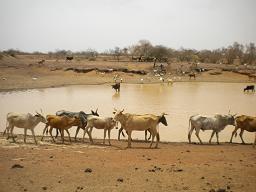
[4,112,46,144]
[188,114,235,144]
[83,116,117,145]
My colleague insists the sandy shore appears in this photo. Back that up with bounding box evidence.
[0,55,255,91]
[0,134,255,192]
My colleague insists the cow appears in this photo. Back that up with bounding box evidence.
[38,59,45,65]
[66,56,73,61]
[188,114,236,144]
[4,112,46,144]
[112,83,120,92]
[43,109,99,141]
[117,113,168,141]
[42,115,88,144]
[82,116,117,145]
[189,73,196,80]
[244,85,255,92]
[113,109,168,148]
[230,115,256,147]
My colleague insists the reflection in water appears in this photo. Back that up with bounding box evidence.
[0,83,255,143]
[112,92,120,100]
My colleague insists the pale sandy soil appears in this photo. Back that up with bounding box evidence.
[0,134,255,192]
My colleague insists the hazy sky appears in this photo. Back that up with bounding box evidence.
[0,0,255,52]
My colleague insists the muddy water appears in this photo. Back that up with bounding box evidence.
[0,83,255,143]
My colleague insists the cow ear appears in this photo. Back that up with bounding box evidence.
[113,111,116,114]
[121,109,124,113]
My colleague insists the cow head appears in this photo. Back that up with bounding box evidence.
[159,113,168,126]
[113,109,124,121]
[109,117,118,129]
[227,114,236,126]
[35,111,47,124]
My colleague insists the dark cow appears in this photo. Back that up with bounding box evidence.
[189,73,196,80]
[244,85,255,92]
[38,59,45,65]
[112,83,120,92]
[66,56,74,61]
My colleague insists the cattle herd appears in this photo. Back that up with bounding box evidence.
[2,107,256,148]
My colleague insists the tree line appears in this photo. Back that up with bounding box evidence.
[1,40,255,65]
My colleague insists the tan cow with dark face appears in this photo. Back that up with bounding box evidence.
[230,115,256,147]
[113,109,168,148]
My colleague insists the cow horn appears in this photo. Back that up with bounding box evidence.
[121,109,124,113]
[162,112,168,116]
[96,108,98,113]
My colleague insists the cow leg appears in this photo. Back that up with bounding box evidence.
[49,127,55,143]
[10,126,15,142]
[127,131,132,148]
[55,128,59,138]
[148,130,152,141]
[74,126,80,141]
[118,127,123,140]
[149,132,155,148]
[103,129,107,145]
[61,129,65,144]
[41,124,49,141]
[24,128,27,143]
[6,125,11,139]
[65,129,71,143]
[88,127,94,143]
[216,132,220,144]
[230,126,239,143]
[83,126,93,143]
[195,128,203,144]
[209,131,215,144]
[155,132,160,148]
[31,129,37,145]
[108,129,111,145]
[239,129,245,144]
[145,130,147,141]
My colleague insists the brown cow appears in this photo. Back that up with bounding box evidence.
[42,115,83,144]
[230,115,256,147]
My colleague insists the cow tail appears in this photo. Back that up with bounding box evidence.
[188,117,191,135]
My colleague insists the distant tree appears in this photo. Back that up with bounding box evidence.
[130,40,153,57]
[244,42,256,65]
[226,42,244,64]
[150,45,169,59]
[114,47,121,62]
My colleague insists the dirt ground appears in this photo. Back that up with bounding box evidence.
[0,134,255,192]
[0,55,256,192]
